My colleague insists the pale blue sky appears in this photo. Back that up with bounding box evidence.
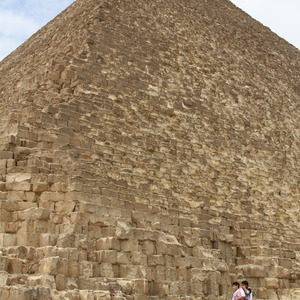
[0,0,299,61]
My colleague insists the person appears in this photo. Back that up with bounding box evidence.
[232,282,245,300]
[241,281,252,300]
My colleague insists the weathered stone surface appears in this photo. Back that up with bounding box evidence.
[0,0,300,299]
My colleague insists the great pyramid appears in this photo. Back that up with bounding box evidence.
[0,0,300,299]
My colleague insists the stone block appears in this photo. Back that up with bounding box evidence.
[0,256,8,271]
[0,151,13,159]
[6,181,31,191]
[132,252,147,265]
[97,250,117,264]
[119,265,146,279]
[266,278,279,289]
[100,262,115,278]
[56,201,76,213]
[6,191,26,201]
[80,261,93,277]
[39,257,69,276]
[0,271,8,285]
[18,207,50,220]
[94,291,111,300]
[25,192,37,202]
[279,258,292,269]
[120,239,139,252]
[39,234,57,246]
[117,252,129,264]
[0,160,6,175]
[68,260,79,278]
[56,274,68,290]
[156,241,168,255]
[0,233,16,247]
[242,265,266,278]
[142,240,156,255]
[97,237,120,251]
[6,173,31,182]
[40,191,65,202]
[32,183,49,192]
[6,159,16,168]
[133,279,148,294]
[256,287,268,299]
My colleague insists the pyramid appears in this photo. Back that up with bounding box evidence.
[0,0,300,299]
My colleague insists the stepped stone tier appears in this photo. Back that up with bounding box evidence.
[0,0,299,299]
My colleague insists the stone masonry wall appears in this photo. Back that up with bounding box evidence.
[0,0,300,299]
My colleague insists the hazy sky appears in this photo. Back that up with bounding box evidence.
[0,0,299,61]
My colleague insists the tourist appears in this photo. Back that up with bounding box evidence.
[241,281,252,300]
[232,282,246,300]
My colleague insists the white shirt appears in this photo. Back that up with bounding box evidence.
[233,288,246,300]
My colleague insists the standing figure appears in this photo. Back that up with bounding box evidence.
[241,280,252,300]
[232,282,246,300]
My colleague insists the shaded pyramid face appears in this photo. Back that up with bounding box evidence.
[0,0,300,299]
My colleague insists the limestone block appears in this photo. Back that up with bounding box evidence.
[117,252,129,264]
[190,277,204,296]
[0,191,6,199]
[279,258,292,269]
[256,287,268,299]
[0,287,10,300]
[242,265,266,278]
[57,234,75,247]
[32,183,49,192]
[131,252,147,265]
[120,239,139,252]
[173,256,192,268]
[7,257,24,273]
[0,151,13,159]
[50,182,67,192]
[0,271,8,285]
[142,240,156,255]
[25,192,37,202]
[0,160,6,174]
[97,237,120,251]
[80,261,93,277]
[40,191,65,202]
[67,278,78,290]
[100,262,115,278]
[2,201,37,212]
[56,274,67,290]
[56,201,76,213]
[0,255,8,271]
[6,173,31,182]
[169,281,188,296]
[94,291,112,300]
[39,257,69,276]
[18,207,50,221]
[6,181,31,191]
[97,250,117,264]
[39,233,57,246]
[133,279,148,294]
[119,265,146,279]
[79,290,94,300]
[148,255,165,266]
[6,159,16,168]
[266,278,279,289]
[7,191,26,201]
[68,260,79,277]
[27,275,56,289]
[156,241,168,255]
[0,233,16,247]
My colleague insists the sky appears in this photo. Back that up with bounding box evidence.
[0,0,299,61]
